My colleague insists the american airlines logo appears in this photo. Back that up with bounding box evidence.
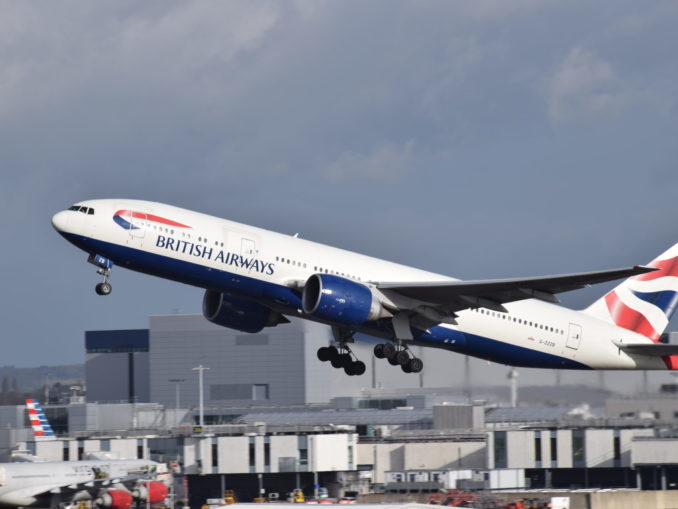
[156,235,275,275]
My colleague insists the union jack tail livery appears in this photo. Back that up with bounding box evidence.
[25,399,56,441]
[584,243,678,341]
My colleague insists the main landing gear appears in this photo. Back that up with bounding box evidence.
[317,326,366,376]
[373,343,423,373]
[88,254,113,296]
[317,344,366,376]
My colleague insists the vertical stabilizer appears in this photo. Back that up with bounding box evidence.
[583,243,678,341]
[25,398,56,441]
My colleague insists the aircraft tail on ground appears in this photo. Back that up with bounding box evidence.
[25,399,56,441]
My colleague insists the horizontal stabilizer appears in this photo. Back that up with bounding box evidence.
[614,342,678,356]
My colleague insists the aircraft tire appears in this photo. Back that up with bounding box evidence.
[387,355,400,366]
[408,357,424,373]
[344,363,356,376]
[317,347,330,362]
[373,343,386,359]
[401,362,412,373]
[352,361,366,376]
[395,350,410,366]
[95,282,112,295]
[382,343,396,359]
[337,353,352,368]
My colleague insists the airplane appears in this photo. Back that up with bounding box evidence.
[0,460,168,509]
[52,200,678,376]
[0,400,169,508]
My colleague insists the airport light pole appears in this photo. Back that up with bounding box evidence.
[192,365,210,429]
[168,378,185,409]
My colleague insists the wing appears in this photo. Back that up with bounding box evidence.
[377,265,657,314]
[614,342,678,356]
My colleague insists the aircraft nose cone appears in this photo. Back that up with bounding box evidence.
[51,211,69,232]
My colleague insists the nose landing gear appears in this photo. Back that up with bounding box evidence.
[88,254,113,296]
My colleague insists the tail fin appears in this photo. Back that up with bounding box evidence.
[25,398,56,441]
[583,243,678,340]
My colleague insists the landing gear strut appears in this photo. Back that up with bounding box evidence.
[89,254,113,296]
[374,342,423,373]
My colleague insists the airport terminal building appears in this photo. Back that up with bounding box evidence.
[5,314,678,506]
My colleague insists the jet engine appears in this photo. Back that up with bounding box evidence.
[133,481,169,504]
[203,290,288,333]
[96,490,133,509]
[302,274,391,326]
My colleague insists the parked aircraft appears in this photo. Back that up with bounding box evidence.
[0,399,168,508]
[52,200,678,375]
[0,460,167,508]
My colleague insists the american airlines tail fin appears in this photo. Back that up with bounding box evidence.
[25,398,56,441]
[583,243,678,340]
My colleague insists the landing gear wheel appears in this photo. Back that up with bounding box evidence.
[387,355,400,366]
[352,360,366,376]
[382,343,396,359]
[317,347,332,362]
[330,354,344,369]
[407,357,424,373]
[95,282,112,295]
[344,363,356,376]
[374,344,386,359]
[339,353,353,368]
[395,350,410,366]
[401,362,412,373]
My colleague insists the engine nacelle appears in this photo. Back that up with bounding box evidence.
[203,290,286,333]
[133,481,169,504]
[302,274,388,326]
[97,490,133,509]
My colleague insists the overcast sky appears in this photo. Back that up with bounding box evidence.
[1,1,677,379]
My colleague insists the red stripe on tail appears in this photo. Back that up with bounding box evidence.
[633,256,678,281]
[604,291,661,340]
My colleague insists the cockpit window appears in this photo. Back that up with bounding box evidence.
[68,205,95,215]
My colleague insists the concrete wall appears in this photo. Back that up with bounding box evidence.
[506,431,535,468]
[555,429,573,468]
[632,437,678,464]
[432,404,484,430]
[358,440,485,483]
[310,433,355,472]
[585,429,614,467]
[403,441,485,470]
[149,315,309,407]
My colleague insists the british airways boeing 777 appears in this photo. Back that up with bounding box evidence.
[52,200,678,375]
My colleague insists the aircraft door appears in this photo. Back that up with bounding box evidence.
[241,238,256,258]
[121,210,147,238]
[566,323,583,350]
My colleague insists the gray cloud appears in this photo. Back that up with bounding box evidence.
[0,1,677,372]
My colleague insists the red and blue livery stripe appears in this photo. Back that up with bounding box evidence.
[26,398,55,437]
[113,210,191,231]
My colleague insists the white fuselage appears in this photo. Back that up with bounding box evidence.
[51,199,668,371]
[0,459,156,507]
